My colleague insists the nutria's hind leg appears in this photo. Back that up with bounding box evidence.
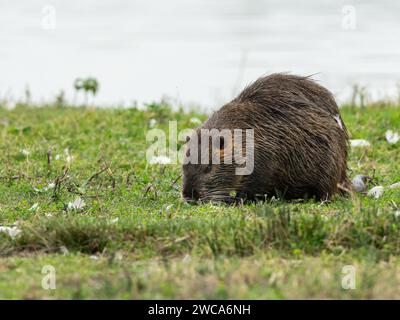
[284,184,324,201]
[313,179,341,201]
[313,188,332,202]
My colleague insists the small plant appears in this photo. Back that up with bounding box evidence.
[145,102,172,123]
[24,85,31,105]
[73,77,99,106]
[55,90,65,108]
[350,84,368,108]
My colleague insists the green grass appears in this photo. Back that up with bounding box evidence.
[0,102,399,299]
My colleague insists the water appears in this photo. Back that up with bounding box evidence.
[1,0,400,110]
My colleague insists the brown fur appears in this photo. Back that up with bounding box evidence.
[182,73,350,203]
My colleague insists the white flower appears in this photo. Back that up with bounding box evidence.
[351,175,369,193]
[90,255,99,260]
[60,246,69,255]
[389,182,400,189]
[64,148,74,164]
[367,186,384,199]
[0,226,21,238]
[333,115,343,130]
[114,252,123,261]
[394,211,400,218]
[20,149,30,156]
[149,119,157,128]
[28,203,39,211]
[34,183,55,193]
[182,254,191,264]
[385,130,399,144]
[43,183,55,191]
[67,197,85,211]
[149,155,171,165]
[110,217,119,224]
[190,117,202,125]
[350,139,370,147]
[321,215,329,221]
[55,154,61,160]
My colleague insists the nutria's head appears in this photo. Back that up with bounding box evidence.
[182,128,249,204]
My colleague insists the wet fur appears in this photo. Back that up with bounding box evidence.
[182,73,350,203]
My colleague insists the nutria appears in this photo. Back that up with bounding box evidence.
[182,73,350,203]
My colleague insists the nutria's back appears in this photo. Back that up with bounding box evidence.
[182,73,350,203]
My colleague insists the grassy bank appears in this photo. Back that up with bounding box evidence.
[0,103,399,299]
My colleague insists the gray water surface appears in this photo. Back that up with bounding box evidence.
[1,0,400,109]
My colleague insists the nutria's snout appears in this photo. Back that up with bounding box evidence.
[182,184,200,203]
[181,73,351,203]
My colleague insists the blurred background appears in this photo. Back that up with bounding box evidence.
[1,0,400,110]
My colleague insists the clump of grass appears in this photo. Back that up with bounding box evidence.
[1,205,398,260]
